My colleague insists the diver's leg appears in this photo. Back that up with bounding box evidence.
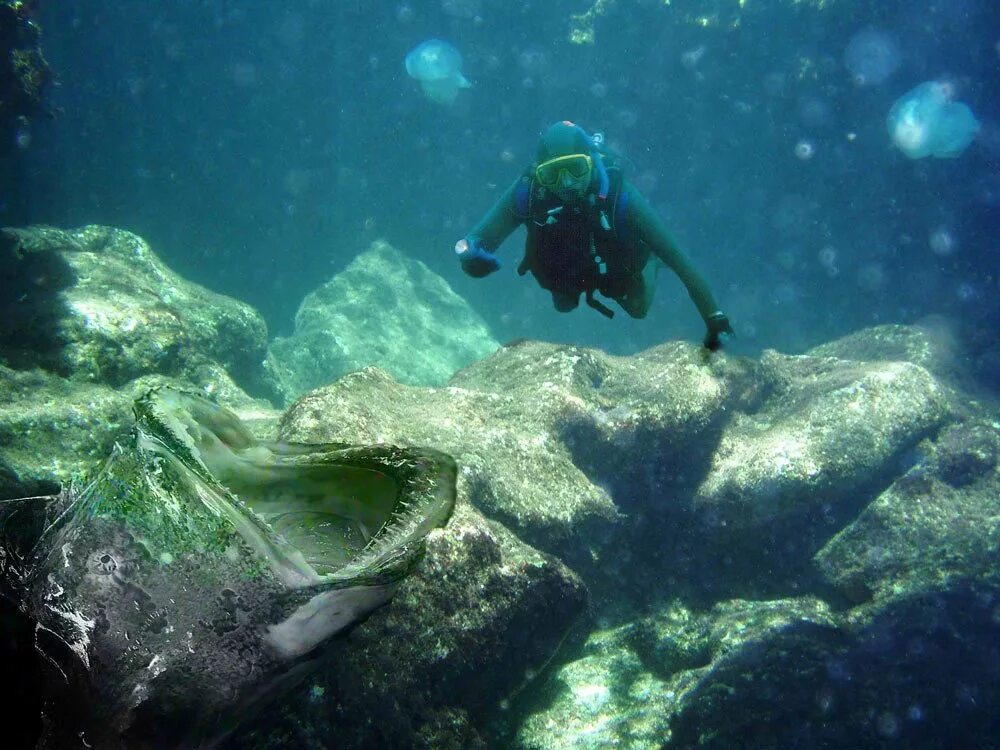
[551,290,580,313]
[617,261,661,319]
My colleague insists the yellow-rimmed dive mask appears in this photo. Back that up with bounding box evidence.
[535,153,593,190]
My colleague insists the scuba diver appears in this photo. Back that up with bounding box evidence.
[455,121,734,350]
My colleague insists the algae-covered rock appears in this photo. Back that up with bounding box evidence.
[815,418,1000,605]
[691,349,949,577]
[0,386,456,748]
[239,501,588,749]
[0,225,282,403]
[517,597,836,749]
[0,362,281,484]
[516,623,675,749]
[664,582,1000,750]
[270,240,499,399]
[0,0,51,152]
[278,339,737,578]
[4,311,998,748]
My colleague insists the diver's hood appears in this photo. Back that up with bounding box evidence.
[0,386,456,747]
[536,121,596,162]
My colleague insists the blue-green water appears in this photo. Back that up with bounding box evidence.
[3,2,1000,748]
[15,0,999,366]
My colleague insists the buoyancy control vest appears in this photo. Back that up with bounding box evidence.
[514,165,648,313]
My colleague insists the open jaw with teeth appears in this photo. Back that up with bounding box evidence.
[6,386,456,746]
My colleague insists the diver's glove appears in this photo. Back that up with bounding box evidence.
[703,311,734,351]
[456,236,501,278]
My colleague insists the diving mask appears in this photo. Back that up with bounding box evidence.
[535,153,593,190]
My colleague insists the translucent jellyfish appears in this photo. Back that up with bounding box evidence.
[928,227,956,256]
[844,29,901,87]
[887,81,980,159]
[404,39,471,105]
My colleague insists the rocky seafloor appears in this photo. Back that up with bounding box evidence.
[1,225,998,749]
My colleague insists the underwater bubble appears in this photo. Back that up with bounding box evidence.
[616,108,639,128]
[857,262,887,291]
[763,72,786,97]
[634,170,659,194]
[794,140,815,160]
[817,245,838,271]
[771,194,813,236]
[277,14,306,46]
[875,711,901,739]
[229,61,258,88]
[499,147,516,163]
[844,28,901,87]
[589,81,608,98]
[775,249,796,270]
[395,4,414,23]
[775,282,801,305]
[517,47,548,74]
[441,0,481,19]
[799,97,832,129]
[956,282,977,302]
[681,45,706,70]
[14,118,31,149]
[973,174,1000,207]
[929,227,957,256]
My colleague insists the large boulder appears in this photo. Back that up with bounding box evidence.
[815,418,1000,605]
[3,300,998,749]
[269,240,499,399]
[518,597,837,749]
[0,225,284,483]
[0,225,282,403]
[695,351,949,532]
[277,340,739,581]
[0,387,462,748]
[235,502,588,749]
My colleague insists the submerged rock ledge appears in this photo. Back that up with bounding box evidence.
[0,224,997,748]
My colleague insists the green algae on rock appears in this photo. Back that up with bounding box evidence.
[0,385,455,747]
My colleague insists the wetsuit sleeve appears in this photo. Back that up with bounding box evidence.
[622,181,722,323]
[466,178,525,253]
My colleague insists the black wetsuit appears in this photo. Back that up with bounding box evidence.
[466,167,722,322]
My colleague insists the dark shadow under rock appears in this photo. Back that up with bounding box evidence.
[0,228,77,373]
[666,579,1000,750]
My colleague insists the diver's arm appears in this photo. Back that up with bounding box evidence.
[466,178,524,252]
[624,183,719,319]
[624,181,733,347]
[456,177,524,277]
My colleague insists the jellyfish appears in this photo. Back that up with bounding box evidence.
[844,28,901,87]
[887,81,980,159]
[404,39,471,105]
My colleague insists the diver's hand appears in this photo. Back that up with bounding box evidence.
[456,237,501,278]
[703,311,734,351]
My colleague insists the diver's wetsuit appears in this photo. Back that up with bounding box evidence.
[466,170,722,324]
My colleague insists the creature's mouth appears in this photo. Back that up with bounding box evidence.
[132,388,456,590]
